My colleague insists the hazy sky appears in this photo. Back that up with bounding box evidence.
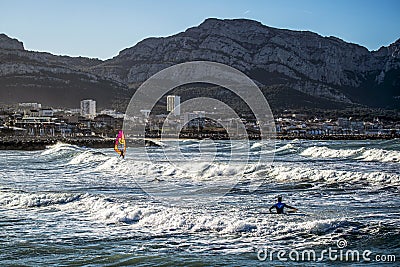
[1,0,399,60]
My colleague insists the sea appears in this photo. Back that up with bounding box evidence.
[1,139,399,266]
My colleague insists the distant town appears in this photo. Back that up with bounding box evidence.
[0,95,399,143]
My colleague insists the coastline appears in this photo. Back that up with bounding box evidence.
[0,137,161,150]
[0,134,398,150]
[275,134,399,140]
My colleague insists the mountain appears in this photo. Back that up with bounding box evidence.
[90,18,400,109]
[0,34,128,109]
[1,18,399,111]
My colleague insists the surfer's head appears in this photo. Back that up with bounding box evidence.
[277,196,282,202]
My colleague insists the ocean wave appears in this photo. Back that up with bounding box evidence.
[0,191,83,208]
[12,192,260,234]
[40,142,82,156]
[250,142,278,157]
[300,146,400,163]
[147,139,166,147]
[358,148,400,162]
[68,150,109,165]
[94,157,121,171]
[275,143,295,152]
[89,147,400,187]
[3,190,394,253]
[58,194,350,238]
[251,142,264,149]
[78,198,259,234]
[256,165,400,186]
[39,143,113,167]
[300,146,364,159]
[93,154,252,183]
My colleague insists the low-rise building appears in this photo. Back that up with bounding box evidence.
[39,108,54,117]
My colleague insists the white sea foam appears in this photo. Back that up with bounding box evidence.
[149,139,167,147]
[0,191,84,208]
[94,157,121,171]
[275,143,295,152]
[17,193,258,235]
[358,148,400,162]
[93,154,249,183]
[300,146,364,159]
[0,190,363,238]
[40,142,81,156]
[251,142,264,149]
[3,139,399,263]
[66,195,342,237]
[1,190,381,256]
[301,146,400,163]
[68,150,109,165]
[250,142,295,153]
[261,165,400,186]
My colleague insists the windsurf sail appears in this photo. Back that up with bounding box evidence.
[114,130,126,156]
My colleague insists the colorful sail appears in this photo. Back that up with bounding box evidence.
[114,130,126,155]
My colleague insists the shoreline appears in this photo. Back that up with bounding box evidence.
[275,134,399,140]
[0,137,161,150]
[0,134,398,150]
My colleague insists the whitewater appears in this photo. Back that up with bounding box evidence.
[1,139,399,266]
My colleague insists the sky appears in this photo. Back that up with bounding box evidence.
[1,0,399,60]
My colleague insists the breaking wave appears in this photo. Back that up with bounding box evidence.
[3,189,393,254]
[40,142,82,156]
[301,146,400,163]
[260,164,400,186]
[0,191,83,208]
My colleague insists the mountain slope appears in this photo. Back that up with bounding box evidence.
[0,34,128,109]
[1,18,399,110]
[90,18,400,108]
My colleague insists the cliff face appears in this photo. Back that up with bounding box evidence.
[0,34,24,50]
[1,18,399,110]
[90,18,400,108]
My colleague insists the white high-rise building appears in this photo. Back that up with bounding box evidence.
[167,95,180,116]
[80,99,96,119]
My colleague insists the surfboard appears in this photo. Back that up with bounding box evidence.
[114,130,126,156]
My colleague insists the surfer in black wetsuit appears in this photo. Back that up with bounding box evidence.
[119,150,125,159]
[269,196,297,214]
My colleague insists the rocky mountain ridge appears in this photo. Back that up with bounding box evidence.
[91,18,399,108]
[0,35,127,109]
[0,34,24,50]
[1,18,399,109]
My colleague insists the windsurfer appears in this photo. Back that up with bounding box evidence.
[114,130,126,159]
